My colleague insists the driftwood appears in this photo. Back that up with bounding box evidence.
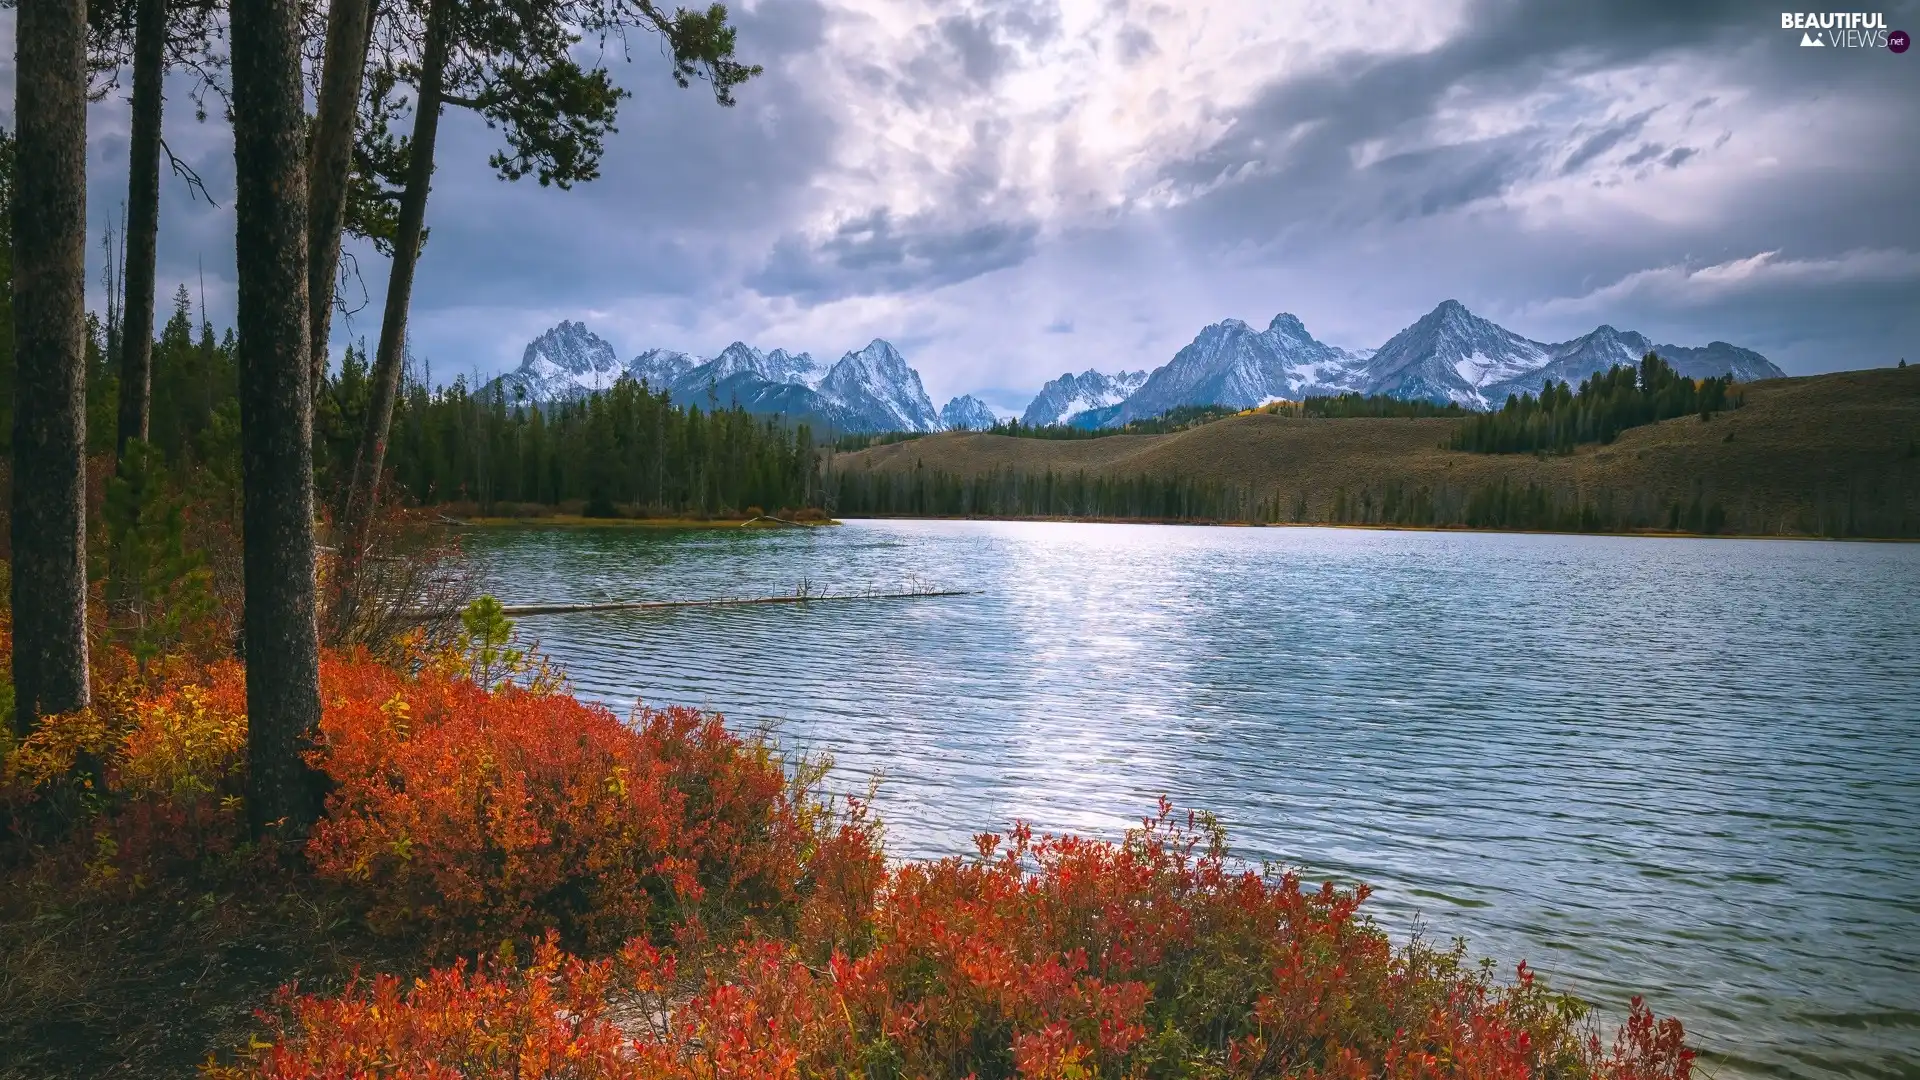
[408,587,974,621]
[499,590,973,616]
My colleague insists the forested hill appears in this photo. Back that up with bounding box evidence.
[825,367,1920,538]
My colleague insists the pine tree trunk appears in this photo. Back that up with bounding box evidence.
[9,0,92,737]
[115,0,165,452]
[306,0,376,398]
[230,0,325,837]
[339,0,450,566]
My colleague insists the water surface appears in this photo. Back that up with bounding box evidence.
[464,520,1920,1080]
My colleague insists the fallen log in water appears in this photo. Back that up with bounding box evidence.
[502,589,973,616]
[409,588,975,621]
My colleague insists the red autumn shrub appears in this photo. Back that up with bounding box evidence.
[225,803,1694,1080]
[304,654,869,956]
[201,933,668,1080]
[640,803,1693,1079]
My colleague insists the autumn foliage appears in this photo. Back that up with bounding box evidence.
[0,607,1693,1079]
[215,804,1693,1080]
[305,654,865,955]
[199,934,670,1080]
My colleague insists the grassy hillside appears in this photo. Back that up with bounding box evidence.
[827,367,1920,537]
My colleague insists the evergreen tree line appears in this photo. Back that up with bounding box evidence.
[978,404,1247,441]
[1321,479,1731,535]
[342,365,819,517]
[823,465,1909,538]
[1449,353,1740,455]
[826,465,1285,522]
[1310,477,1911,537]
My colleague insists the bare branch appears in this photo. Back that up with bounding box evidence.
[160,137,218,205]
[335,250,372,334]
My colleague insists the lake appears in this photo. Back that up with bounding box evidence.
[463,519,1920,1080]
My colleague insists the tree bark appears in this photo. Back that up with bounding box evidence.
[10,0,92,737]
[340,0,450,564]
[306,0,377,398]
[230,0,325,837]
[114,0,166,452]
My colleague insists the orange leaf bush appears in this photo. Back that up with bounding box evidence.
[304,654,873,956]
[1,658,252,886]
[3,644,877,958]
[201,933,671,1080]
[223,803,1695,1080]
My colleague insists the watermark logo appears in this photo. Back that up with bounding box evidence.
[1780,11,1905,48]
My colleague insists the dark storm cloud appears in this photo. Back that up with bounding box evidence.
[1619,142,1666,167]
[1184,0,1910,208]
[1155,0,1769,218]
[751,207,1039,304]
[1661,147,1697,169]
[1368,137,1535,220]
[1560,109,1656,174]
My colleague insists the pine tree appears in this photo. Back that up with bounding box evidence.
[230,0,324,837]
[10,0,93,736]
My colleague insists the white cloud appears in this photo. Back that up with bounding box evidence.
[781,0,1472,236]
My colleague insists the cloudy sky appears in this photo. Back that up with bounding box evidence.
[8,0,1920,410]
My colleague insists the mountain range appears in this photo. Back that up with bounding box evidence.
[486,302,1785,433]
[493,324,947,434]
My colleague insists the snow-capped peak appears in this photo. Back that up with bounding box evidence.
[628,347,700,390]
[1360,300,1551,407]
[705,341,769,381]
[492,320,623,402]
[764,348,828,387]
[940,394,999,431]
[1019,369,1148,426]
[1112,312,1365,423]
[818,340,945,433]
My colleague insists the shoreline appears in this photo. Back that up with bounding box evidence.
[444,514,842,530]
[827,513,1917,543]
[427,509,1911,543]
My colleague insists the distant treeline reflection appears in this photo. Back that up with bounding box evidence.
[825,465,1917,537]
